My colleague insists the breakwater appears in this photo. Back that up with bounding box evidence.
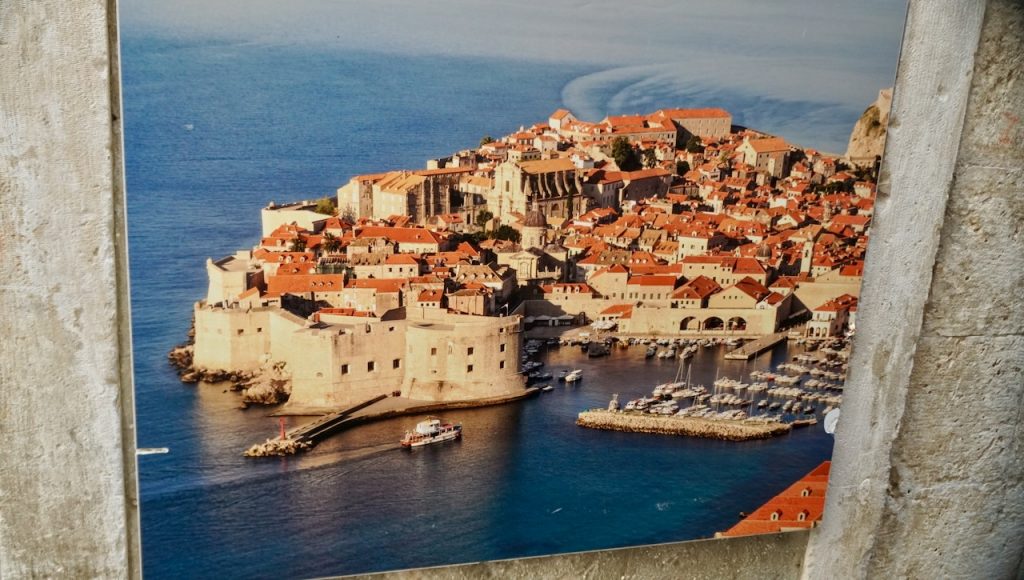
[577,410,792,441]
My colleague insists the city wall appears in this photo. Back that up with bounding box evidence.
[192,304,272,371]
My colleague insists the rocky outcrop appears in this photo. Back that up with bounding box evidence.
[846,88,892,167]
[239,362,292,405]
[169,338,291,405]
[244,437,310,457]
[576,410,792,441]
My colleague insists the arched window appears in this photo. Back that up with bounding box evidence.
[770,510,781,521]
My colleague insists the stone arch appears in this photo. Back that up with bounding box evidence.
[703,317,724,331]
[680,316,698,331]
[727,317,747,331]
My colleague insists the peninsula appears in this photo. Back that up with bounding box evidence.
[171,105,875,446]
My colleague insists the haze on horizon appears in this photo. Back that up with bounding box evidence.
[121,0,908,153]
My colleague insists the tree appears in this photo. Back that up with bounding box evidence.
[685,135,704,153]
[289,238,306,253]
[475,209,494,229]
[322,233,341,254]
[492,225,521,243]
[642,148,658,169]
[676,160,690,175]
[611,137,641,171]
[314,197,336,215]
[479,135,495,147]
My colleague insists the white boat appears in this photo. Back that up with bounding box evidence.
[564,369,583,383]
[541,385,555,392]
[400,418,462,448]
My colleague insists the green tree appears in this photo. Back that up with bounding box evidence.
[475,209,494,229]
[642,148,658,169]
[492,225,521,243]
[676,160,691,175]
[314,197,337,215]
[289,238,306,253]
[479,135,495,147]
[322,233,342,254]
[611,137,641,171]
[685,135,704,153]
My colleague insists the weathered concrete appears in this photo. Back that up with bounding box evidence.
[804,1,1024,578]
[0,0,140,578]
[345,531,810,580]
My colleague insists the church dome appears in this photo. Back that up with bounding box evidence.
[523,207,547,228]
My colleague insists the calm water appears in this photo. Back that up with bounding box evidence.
[122,37,835,579]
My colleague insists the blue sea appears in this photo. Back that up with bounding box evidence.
[122,36,837,579]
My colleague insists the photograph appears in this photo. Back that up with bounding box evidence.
[119,1,906,577]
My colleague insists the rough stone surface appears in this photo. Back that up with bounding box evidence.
[349,532,809,580]
[0,0,139,577]
[805,1,1024,578]
[845,88,892,164]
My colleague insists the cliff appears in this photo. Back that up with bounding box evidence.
[846,88,892,166]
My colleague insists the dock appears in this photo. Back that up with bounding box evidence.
[576,410,792,441]
[724,332,788,360]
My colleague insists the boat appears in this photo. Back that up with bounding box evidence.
[400,418,462,448]
[608,394,620,411]
[645,346,657,358]
[541,385,555,392]
[557,370,569,381]
[587,342,610,357]
[792,417,818,428]
[564,369,583,383]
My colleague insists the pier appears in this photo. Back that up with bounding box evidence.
[577,410,792,441]
[724,332,788,360]
[245,388,540,457]
[286,394,389,444]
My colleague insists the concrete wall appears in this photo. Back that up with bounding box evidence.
[803,1,1024,578]
[0,1,141,576]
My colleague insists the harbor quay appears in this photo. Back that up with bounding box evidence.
[577,410,792,441]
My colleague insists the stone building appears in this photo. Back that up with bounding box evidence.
[490,157,583,222]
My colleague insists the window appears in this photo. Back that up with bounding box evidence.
[431,347,437,356]
[341,364,349,375]
[499,361,505,369]
[468,347,474,356]
[467,365,474,373]
[500,343,506,352]
[770,511,781,521]
[237,329,244,335]
[368,361,376,372]
[256,327,263,333]
[393,358,401,369]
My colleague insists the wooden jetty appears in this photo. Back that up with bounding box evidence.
[724,332,788,360]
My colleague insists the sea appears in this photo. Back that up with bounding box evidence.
[121,36,840,579]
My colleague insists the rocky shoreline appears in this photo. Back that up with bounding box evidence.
[576,410,792,441]
[167,341,292,406]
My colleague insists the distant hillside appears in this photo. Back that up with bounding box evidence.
[846,88,892,166]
